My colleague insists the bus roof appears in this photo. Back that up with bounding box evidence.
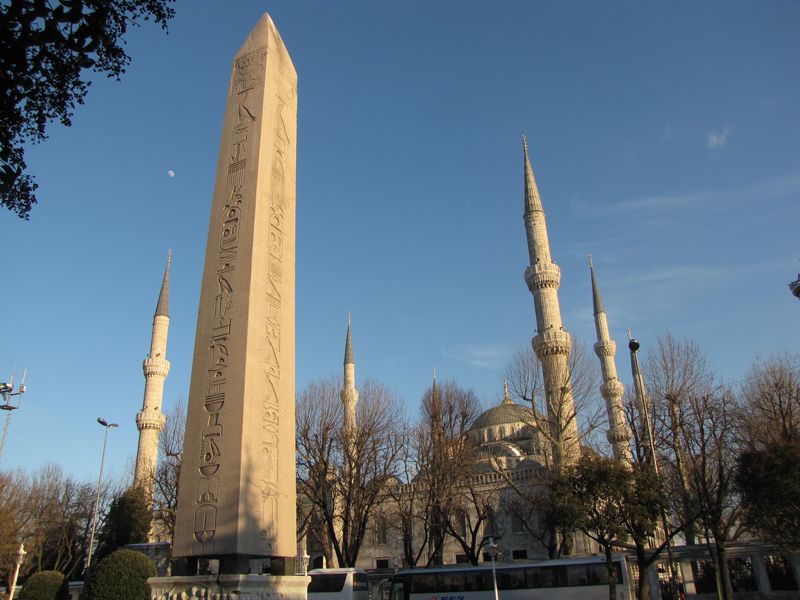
[391,555,627,576]
[309,568,367,575]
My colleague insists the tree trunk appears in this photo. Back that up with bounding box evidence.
[635,546,651,600]
[716,542,734,600]
[604,544,617,600]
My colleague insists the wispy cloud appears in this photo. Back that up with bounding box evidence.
[441,344,509,369]
[707,125,731,149]
[659,124,671,143]
[620,265,733,285]
[571,170,800,220]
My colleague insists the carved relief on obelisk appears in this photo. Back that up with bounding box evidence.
[172,13,297,574]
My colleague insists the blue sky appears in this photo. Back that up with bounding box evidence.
[1,1,799,482]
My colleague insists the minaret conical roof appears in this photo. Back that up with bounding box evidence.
[155,251,171,318]
[523,135,544,214]
[344,314,354,365]
[589,256,606,315]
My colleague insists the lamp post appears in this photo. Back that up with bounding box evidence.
[85,417,118,572]
[8,542,27,600]
[488,537,499,600]
[0,368,27,465]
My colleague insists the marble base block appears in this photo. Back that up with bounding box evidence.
[149,574,309,600]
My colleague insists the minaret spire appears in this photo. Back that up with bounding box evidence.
[134,252,170,496]
[155,249,171,317]
[589,259,632,464]
[340,316,358,438]
[523,135,544,214]
[521,138,579,467]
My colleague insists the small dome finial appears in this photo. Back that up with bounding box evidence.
[502,380,512,404]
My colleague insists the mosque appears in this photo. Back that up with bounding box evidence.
[305,137,629,569]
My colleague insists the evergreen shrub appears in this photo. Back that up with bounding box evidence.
[85,549,156,600]
[19,571,65,600]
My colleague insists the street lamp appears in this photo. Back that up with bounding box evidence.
[487,537,499,600]
[789,272,800,300]
[85,417,118,572]
[0,368,28,464]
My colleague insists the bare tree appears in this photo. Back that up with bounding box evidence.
[384,420,435,567]
[0,464,118,583]
[297,377,404,567]
[503,340,601,469]
[644,333,714,545]
[682,386,744,600]
[152,398,185,543]
[419,380,482,565]
[736,352,800,449]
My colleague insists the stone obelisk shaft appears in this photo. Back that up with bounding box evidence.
[172,14,297,573]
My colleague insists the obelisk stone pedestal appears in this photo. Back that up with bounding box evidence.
[149,574,309,600]
[150,13,305,598]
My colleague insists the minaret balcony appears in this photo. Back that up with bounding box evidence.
[600,379,624,399]
[143,357,170,378]
[594,340,617,358]
[136,410,166,431]
[532,329,571,357]
[525,263,561,292]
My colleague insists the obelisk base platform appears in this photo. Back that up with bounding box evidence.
[149,574,309,600]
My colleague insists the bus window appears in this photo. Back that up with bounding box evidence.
[588,564,610,585]
[437,572,465,592]
[409,573,436,594]
[496,569,525,590]
[526,566,557,588]
[308,573,347,594]
[566,565,589,586]
[463,571,492,591]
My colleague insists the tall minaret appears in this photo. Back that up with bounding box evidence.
[521,136,579,467]
[339,315,358,439]
[133,252,170,491]
[589,257,632,463]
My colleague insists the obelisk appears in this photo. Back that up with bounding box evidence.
[170,12,298,579]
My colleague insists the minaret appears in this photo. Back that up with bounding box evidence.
[134,252,170,491]
[589,257,632,463]
[339,315,358,439]
[521,136,579,467]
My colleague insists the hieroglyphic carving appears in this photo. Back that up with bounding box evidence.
[191,47,266,554]
[259,94,291,553]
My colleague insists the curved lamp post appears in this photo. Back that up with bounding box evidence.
[85,417,118,572]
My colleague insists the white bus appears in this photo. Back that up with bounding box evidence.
[308,568,371,600]
[381,555,633,600]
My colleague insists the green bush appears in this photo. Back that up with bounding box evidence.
[86,549,156,600]
[19,571,65,600]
